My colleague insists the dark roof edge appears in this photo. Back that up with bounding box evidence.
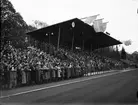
[26,18,79,35]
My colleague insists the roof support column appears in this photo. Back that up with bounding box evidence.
[71,22,75,51]
[82,40,84,51]
[71,34,74,51]
[91,44,93,52]
[57,25,61,50]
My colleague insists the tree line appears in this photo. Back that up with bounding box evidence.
[1,0,47,49]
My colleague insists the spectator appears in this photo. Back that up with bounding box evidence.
[1,43,129,89]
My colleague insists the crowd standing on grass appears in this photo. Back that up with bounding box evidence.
[0,42,130,89]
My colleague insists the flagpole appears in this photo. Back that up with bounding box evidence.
[57,25,60,50]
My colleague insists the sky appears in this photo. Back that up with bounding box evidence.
[9,0,138,53]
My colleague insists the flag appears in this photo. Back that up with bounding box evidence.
[93,18,103,32]
[101,22,108,32]
[81,14,99,26]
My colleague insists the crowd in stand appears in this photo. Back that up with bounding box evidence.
[0,43,128,89]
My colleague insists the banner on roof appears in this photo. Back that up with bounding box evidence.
[101,22,108,32]
[93,18,103,32]
[81,14,99,26]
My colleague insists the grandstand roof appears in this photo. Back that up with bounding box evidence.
[85,32,122,50]
[26,18,122,50]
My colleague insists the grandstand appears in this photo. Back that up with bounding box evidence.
[1,18,131,90]
[27,18,121,51]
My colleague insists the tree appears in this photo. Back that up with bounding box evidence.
[1,0,28,49]
[123,40,132,46]
[27,25,37,31]
[121,47,127,59]
[115,45,120,59]
[131,51,138,63]
[32,20,48,29]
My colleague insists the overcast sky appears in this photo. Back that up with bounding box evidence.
[9,0,138,53]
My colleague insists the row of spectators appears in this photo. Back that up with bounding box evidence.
[0,43,127,89]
